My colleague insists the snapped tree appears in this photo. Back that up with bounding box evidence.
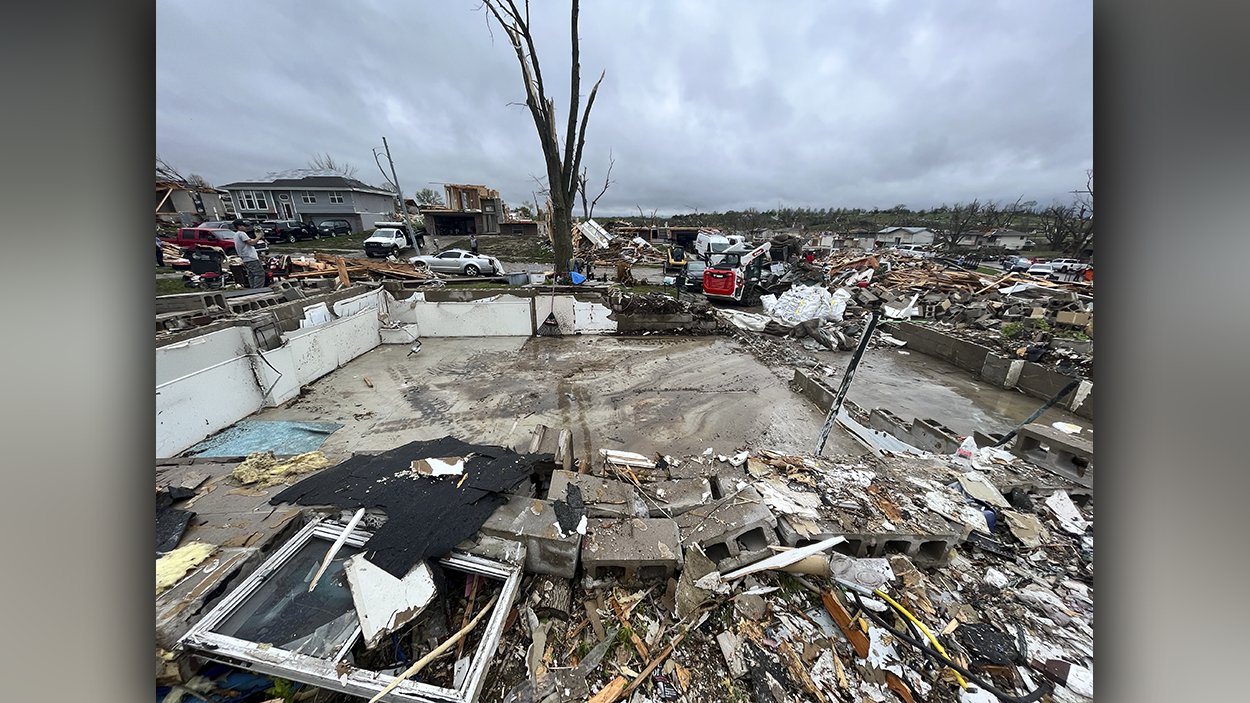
[482,0,605,275]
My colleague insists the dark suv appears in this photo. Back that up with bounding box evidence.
[316,219,353,236]
[260,220,320,243]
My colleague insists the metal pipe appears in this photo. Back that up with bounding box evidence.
[815,309,881,455]
[992,376,1082,448]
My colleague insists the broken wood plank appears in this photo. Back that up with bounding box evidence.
[821,591,870,658]
[588,676,627,703]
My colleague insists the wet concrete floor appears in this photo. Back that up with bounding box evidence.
[247,334,1090,461]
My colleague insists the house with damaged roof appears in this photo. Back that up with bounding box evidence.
[218,170,398,234]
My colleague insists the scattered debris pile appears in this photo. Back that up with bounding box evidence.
[281,253,445,283]
[168,429,1093,703]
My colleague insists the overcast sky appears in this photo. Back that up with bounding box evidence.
[156,0,1091,217]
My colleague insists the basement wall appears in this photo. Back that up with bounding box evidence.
[155,287,618,457]
[156,288,385,457]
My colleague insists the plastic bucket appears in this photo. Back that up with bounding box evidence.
[505,272,528,285]
[529,273,547,285]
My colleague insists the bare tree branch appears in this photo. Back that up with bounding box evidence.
[481,0,603,274]
[308,153,358,178]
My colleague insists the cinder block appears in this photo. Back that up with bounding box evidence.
[676,486,779,572]
[910,417,961,454]
[478,495,580,579]
[548,470,647,519]
[710,469,751,500]
[641,478,713,517]
[1056,311,1091,327]
[868,408,911,442]
[1012,424,1094,488]
[581,518,682,586]
[775,515,960,566]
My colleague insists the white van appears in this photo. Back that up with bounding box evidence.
[694,230,733,259]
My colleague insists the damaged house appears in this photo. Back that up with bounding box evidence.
[219,171,399,233]
[419,184,504,237]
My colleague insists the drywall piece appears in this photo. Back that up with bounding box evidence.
[600,449,657,469]
[301,302,332,327]
[956,471,1010,509]
[1044,491,1089,535]
[344,556,436,649]
[720,536,847,581]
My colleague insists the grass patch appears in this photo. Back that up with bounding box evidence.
[975,266,1000,275]
[156,277,187,296]
[1000,321,1023,337]
[265,232,369,251]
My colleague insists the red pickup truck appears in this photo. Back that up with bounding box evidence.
[161,227,268,256]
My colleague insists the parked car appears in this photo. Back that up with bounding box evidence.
[363,226,410,258]
[260,219,320,243]
[316,219,353,236]
[198,220,237,231]
[409,249,497,276]
[1050,258,1088,273]
[161,227,268,256]
[892,244,933,258]
[1026,263,1056,278]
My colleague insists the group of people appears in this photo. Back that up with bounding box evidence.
[155,219,268,288]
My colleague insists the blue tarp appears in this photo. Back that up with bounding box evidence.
[186,421,343,457]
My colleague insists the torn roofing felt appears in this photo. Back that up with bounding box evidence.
[268,436,535,578]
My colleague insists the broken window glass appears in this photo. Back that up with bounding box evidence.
[212,537,362,659]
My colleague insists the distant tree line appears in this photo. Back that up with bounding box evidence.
[614,170,1092,255]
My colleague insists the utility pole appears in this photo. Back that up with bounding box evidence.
[381,137,415,248]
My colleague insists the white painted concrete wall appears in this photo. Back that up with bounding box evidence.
[156,326,266,458]
[156,288,617,456]
[156,289,386,457]
[386,292,534,337]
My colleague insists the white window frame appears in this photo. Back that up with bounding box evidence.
[329,191,344,204]
[179,518,523,703]
[239,190,268,210]
[302,191,317,204]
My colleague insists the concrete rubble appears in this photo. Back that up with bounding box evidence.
[159,421,1093,703]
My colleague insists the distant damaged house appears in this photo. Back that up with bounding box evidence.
[156,179,234,226]
[877,226,936,246]
[218,171,397,233]
[419,184,503,237]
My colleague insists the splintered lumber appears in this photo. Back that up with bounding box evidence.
[288,266,367,279]
[313,253,437,280]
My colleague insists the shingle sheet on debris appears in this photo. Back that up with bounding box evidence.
[269,436,534,578]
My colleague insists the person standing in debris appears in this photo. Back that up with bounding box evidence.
[469,234,478,255]
[232,220,267,288]
[156,235,165,267]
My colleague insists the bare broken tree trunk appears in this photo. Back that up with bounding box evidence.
[483,0,604,275]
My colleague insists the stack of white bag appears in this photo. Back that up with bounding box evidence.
[762,286,853,325]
